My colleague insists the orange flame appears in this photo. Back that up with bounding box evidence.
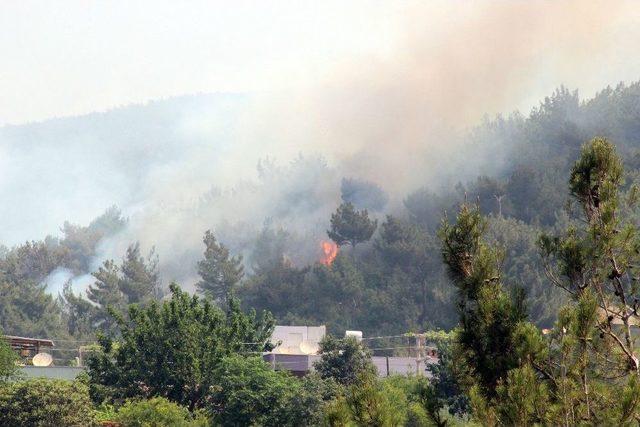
[320,241,339,266]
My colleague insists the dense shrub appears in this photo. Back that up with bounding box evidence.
[0,378,95,426]
[0,333,19,382]
[211,355,336,426]
[114,397,208,427]
[87,284,274,410]
[322,374,407,426]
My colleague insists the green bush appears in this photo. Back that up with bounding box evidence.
[322,374,406,426]
[0,378,96,426]
[208,356,338,426]
[115,397,208,427]
[0,333,19,382]
[93,403,118,423]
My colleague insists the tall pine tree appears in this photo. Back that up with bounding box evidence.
[327,202,377,249]
[119,243,160,304]
[196,230,244,305]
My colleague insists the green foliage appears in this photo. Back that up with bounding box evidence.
[383,375,446,427]
[314,335,377,386]
[569,137,623,217]
[196,230,244,304]
[240,239,456,338]
[538,138,640,422]
[93,402,118,423]
[85,259,127,331]
[486,216,565,327]
[494,364,550,425]
[61,206,127,273]
[114,397,208,427]
[0,333,18,382]
[212,355,334,426]
[87,283,274,410]
[0,206,127,342]
[376,216,448,325]
[328,202,378,248]
[66,242,161,339]
[6,83,640,425]
[424,332,469,417]
[250,225,290,275]
[439,204,528,396]
[0,378,96,426]
[119,242,161,304]
[324,374,406,427]
[0,242,68,338]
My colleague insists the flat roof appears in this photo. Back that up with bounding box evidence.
[3,335,55,347]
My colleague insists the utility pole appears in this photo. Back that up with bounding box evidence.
[414,333,426,375]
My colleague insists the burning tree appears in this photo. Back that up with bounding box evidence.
[320,241,339,266]
[327,202,377,251]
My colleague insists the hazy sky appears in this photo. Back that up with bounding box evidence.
[3,0,640,290]
[2,1,640,126]
[0,0,404,125]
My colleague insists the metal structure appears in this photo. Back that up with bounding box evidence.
[3,335,54,360]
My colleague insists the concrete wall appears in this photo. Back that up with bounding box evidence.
[263,353,436,378]
[19,366,86,380]
[372,356,435,377]
[271,325,326,354]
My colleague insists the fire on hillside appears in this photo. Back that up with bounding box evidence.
[320,241,338,266]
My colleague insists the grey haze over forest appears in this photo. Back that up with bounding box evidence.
[2,1,640,294]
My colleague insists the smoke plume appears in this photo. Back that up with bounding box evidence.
[1,1,639,290]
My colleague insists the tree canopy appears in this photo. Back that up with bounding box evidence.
[87,283,274,411]
[196,230,244,305]
[327,202,378,249]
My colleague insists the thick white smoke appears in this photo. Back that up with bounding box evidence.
[2,1,640,290]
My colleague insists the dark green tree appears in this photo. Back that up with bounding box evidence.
[249,225,289,275]
[72,243,159,338]
[86,259,127,333]
[119,242,160,304]
[438,204,550,425]
[211,355,328,426]
[424,332,469,418]
[314,335,376,386]
[0,331,18,382]
[539,138,640,422]
[439,204,528,396]
[196,230,244,304]
[87,283,274,411]
[0,271,67,339]
[376,215,445,326]
[323,373,406,426]
[0,378,95,426]
[60,206,127,273]
[62,282,98,339]
[327,202,378,250]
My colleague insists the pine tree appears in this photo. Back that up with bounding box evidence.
[439,204,527,395]
[62,281,97,339]
[539,138,640,422]
[439,204,548,425]
[375,215,440,325]
[0,329,19,382]
[119,242,160,304]
[327,202,377,249]
[86,259,126,332]
[196,230,244,304]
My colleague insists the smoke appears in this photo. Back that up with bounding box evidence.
[2,1,640,291]
[42,267,93,296]
[252,0,639,192]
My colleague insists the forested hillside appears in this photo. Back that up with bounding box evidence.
[2,82,640,345]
